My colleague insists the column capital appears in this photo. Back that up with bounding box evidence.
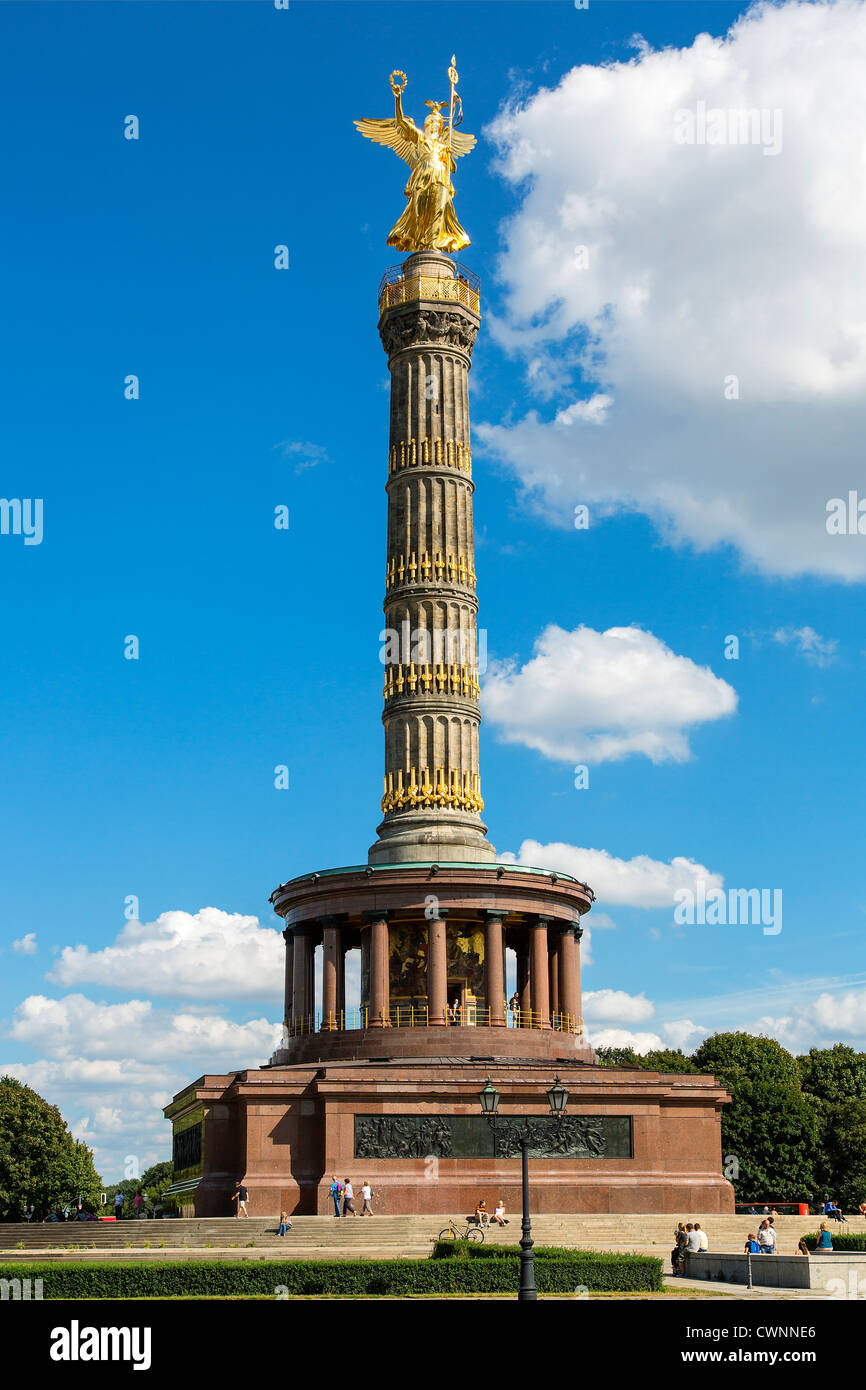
[281,927,291,942]
[427,906,449,920]
[362,909,390,923]
[484,909,507,923]
[291,922,316,937]
[318,913,347,929]
[529,914,552,929]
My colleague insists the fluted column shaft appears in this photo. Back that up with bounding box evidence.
[372,252,494,865]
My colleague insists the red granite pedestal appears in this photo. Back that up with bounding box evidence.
[164,862,733,1216]
[167,1056,733,1217]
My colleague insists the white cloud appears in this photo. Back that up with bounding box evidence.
[661,1018,709,1050]
[588,1019,709,1054]
[0,1056,179,1091]
[753,986,866,1051]
[583,988,654,1022]
[274,440,330,474]
[2,992,282,1179]
[48,907,283,1001]
[587,1028,664,1053]
[503,839,724,907]
[773,625,839,667]
[483,624,736,764]
[12,933,37,955]
[8,994,280,1064]
[480,0,866,579]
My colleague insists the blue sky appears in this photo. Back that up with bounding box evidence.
[2,0,865,1178]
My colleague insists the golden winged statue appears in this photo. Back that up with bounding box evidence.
[355,58,476,253]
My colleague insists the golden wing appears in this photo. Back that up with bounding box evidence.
[446,128,476,159]
[354,116,420,168]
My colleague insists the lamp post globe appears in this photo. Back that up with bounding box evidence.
[479,1076,501,1115]
[547,1074,569,1114]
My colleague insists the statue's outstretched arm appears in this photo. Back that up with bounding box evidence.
[394,91,418,144]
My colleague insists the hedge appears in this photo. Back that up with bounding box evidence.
[431,1240,659,1270]
[803,1233,866,1252]
[0,1253,662,1298]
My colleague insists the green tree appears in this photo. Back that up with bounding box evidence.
[717,1077,819,1201]
[690,1034,818,1201]
[141,1160,175,1211]
[813,1099,866,1212]
[595,1047,645,1068]
[642,1049,700,1074]
[798,1045,866,1106]
[596,1046,700,1073]
[692,1031,802,1091]
[140,1160,172,1190]
[0,1076,102,1219]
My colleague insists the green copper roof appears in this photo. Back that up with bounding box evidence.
[272,861,591,892]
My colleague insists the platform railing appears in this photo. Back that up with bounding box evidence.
[377,260,481,317]
[284,1007,585,1037]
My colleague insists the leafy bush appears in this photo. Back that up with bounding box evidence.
[802,1233,866,1252]
[0,1253,663,1297]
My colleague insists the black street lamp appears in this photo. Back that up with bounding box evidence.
[477,1073,570,1302]
[547,1074,569,1114]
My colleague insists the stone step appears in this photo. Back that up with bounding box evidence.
[2,1213,858,1252]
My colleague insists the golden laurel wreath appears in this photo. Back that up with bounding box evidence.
[390,70,407,95]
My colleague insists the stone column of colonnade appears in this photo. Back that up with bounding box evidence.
[290,927,314,1028]
[369,251,496,866]
[281,914,583,1037]
[282,928,294,1031]
[321,917,343,1030]
[285,919,349,1032]
[484,911,506,1026]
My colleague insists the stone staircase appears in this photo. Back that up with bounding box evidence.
[2,1213,861,1262]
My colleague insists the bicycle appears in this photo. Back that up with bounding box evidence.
[438,1217,484,1243]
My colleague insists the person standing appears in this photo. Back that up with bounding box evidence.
[133,1190,143,1219]
[757,1218,776,1253]
[360,1181,373,1216]
[232,1180,249,1217]
[329,1176,343,1217]
[114,1189,124,1221]
[343,1178,356,1216]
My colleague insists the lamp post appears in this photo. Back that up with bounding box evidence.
[478,1073,570,1302]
